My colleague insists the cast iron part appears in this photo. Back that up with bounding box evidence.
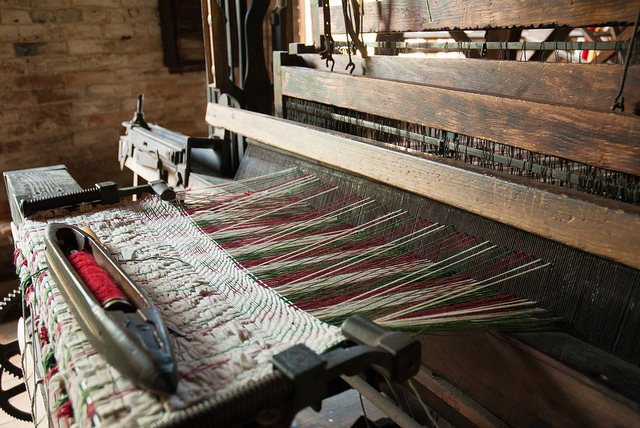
[272,315,420,416]
[0,288,31,422]
[20,180,175,217]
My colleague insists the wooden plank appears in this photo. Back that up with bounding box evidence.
[206,102,640,270]
[293,54,640,112]
[411,369,508,427]
[415,332,640,428]
[3,166,82,224]
[327,0,637,33]
[280,66,640,176]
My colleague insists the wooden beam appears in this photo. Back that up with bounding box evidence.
[484,28,522,60]
[528,27,573,62]
[595,25,639,64]
[293,54,640,113]
[327,0,637,33]
[280,66,640,176]
[206,103,640,270]
[416,332,640,428]
[448,30,482,58]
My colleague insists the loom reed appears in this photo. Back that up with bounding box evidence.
[177,169,557,332]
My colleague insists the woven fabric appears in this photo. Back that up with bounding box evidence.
[14,196,343,428]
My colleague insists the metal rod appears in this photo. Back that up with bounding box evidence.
[333,40,627,53]
[341,374,426,428]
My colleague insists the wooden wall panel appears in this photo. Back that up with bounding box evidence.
[327,0,637,33]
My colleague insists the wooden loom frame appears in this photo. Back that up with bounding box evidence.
[201,1,640,424]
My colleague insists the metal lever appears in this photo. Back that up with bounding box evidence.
[20,180,175,217]
[272,315,420,414]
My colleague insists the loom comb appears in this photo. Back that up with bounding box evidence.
[44,223,178,395]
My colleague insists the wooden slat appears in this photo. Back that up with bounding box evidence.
[206,103,640,270]
[280,66,640,176]
[328,0,637,33]
[416,332,640,428]
[293,54,640,112]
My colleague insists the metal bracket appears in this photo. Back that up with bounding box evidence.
[272,315,420,414]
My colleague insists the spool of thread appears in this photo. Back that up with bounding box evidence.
[68,250,133,311]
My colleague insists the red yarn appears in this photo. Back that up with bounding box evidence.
[56,400,73,422]
[67,251,130,307]
[38,326,49,345]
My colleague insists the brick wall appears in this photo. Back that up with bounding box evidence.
[0,0,209,222]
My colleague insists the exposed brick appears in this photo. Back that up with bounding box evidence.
[86,82,133,98]
[15,74,66,90]
[20,56,80,74]
[0,43,14,59]
[72,98,122,116]
[121,0,158,8]
[72,127,121,148]
[68,39,115,55]
[30,10,56,23]
[13,41,67,57]
[0,112,74,142]
[114,36,162,54]
[33,86,84,103]
[0,90,38,107]
[29,0,72,8]
[13,42,45,57]
[0,24,50,42]
[163,120,208,137]
[136,8,158,21]
[66,70,118,86]
[87,111,131,128]
[103,23,135,39]
[0,59,27,76]
[78,54,129,71]
[127,51,164,70]
[59,23,101,39]
[72,0,121,7]
[1,1,207,196]
[1,9,32,25]
[82,9,107,24]
[0,109,21,125]
[108,8,138,23]
[56,9,82,23]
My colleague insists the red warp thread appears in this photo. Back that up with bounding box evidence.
[67,251,130,307]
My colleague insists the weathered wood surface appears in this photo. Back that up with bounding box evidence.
[293,54,640,113]
[3,165,82,225]
[280,66,640,176]
[416,332,640,428]
[327,0,637,33]
[207,102,640,270]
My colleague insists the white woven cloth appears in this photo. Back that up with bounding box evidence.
[14,196,343,427]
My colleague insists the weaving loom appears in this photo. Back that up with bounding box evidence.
[5,0,640,427]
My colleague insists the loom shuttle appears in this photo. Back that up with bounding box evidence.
[44,223,178,395]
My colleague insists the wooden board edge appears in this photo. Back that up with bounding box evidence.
[206,103,640,270]
[280,66,640,176]
[325,0,637,33]
[292,54,640,113]
[3,166,82,225]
